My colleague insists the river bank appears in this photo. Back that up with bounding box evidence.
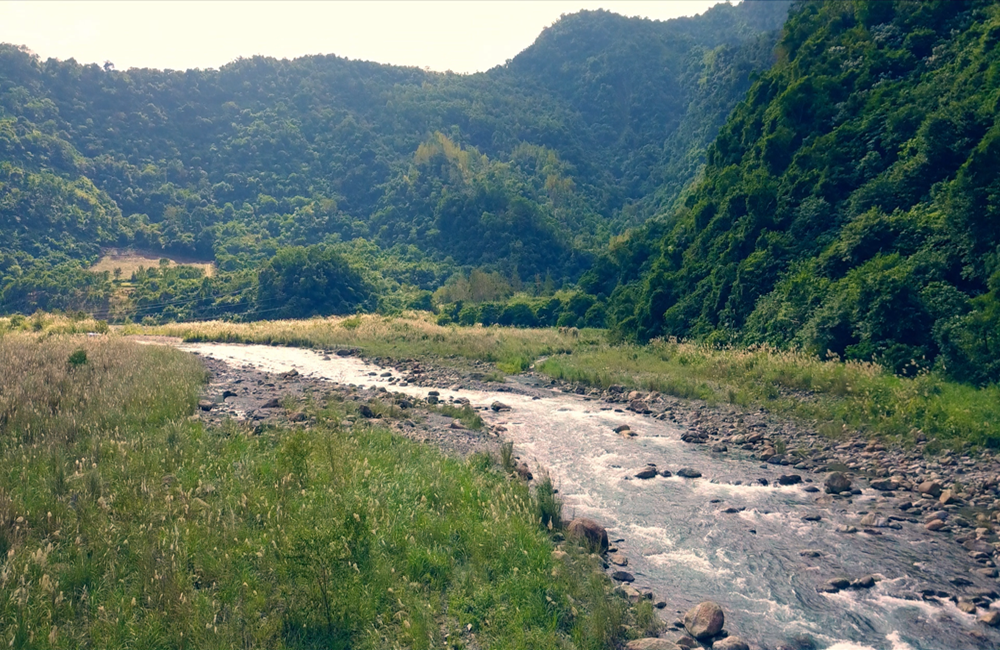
[166,337,1000,650]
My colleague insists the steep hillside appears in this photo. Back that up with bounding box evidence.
[0,1,790,317]
[589,0,1000,384]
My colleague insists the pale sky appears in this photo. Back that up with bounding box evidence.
[0,1,727,74]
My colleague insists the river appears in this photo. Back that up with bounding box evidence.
[175,342,1000,650]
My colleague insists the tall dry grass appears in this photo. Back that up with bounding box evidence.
[138,313,598,373]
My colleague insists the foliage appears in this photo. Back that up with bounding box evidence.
[595,0,1000,386]
[0,334,637,649]
[0,2,790,320]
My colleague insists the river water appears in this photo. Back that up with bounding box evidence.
[177,342,1000,650]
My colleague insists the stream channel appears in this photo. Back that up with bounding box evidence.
[175,342,1000,650]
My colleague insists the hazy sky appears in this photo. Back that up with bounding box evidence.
[1,1,726,73]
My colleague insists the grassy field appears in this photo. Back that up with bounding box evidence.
[90,251,216,278]
[137,313,601,375]
[0,333,638,650]
[135,314,1000,448]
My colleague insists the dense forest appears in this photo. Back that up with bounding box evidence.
[587,0,1000,385]
[0,0,790,320]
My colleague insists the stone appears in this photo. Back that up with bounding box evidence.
[635,466,659,479]
[614,424,632,434]
[778,474,802,485]
[683,601,724,640]
[826,578,851,591]
[850,575,876,589]
[939,489,958,505]
[566,518,609,553]
[624,640,681,650]
[925,519,947,531]
[870,479,895,491]
[609,553,628,567]
[676,468,702,479]
[979,610,1000,626]
[712,443,729,453]
[515,462,533,481]
[612,570,635,582]
[357,404,375,418]
[799,549,824,558]
[198,400,214,411]
[917,480,942,497]
[957,600,977,614]
[261,397,281,408]
[490,401,510,412]
[825,472,852,494]
[713,636,750,650]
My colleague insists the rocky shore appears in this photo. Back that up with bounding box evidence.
[180,343,1000,646]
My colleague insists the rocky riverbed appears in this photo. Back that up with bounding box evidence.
[163,339,1000,649]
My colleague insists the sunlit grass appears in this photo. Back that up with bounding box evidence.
[135,312,602,373]
[538,339,1000,448]
[0,334,633,649]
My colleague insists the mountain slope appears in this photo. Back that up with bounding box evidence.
[590,0,1000,384]
[0,1,790,316]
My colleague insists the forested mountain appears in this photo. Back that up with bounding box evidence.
[0,0,790,317]
[588,0,1000,384]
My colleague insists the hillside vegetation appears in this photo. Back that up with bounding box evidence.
[589,0,1000,386]
[0,1,790,319]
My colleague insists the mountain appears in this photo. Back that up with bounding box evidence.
[0,1,790,318]
[588,0,1000,384]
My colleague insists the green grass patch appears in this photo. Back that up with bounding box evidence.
[0,334,635,649]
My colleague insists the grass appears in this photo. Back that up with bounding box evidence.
[0,333,638,649]
[89,251,216,278]
[136,314,1000,448]
[135,313,600,376]
[537,338,1000,448]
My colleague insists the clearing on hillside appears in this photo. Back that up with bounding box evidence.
[90,249,216,278]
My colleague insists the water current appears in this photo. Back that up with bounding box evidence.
[176,342,1000,650]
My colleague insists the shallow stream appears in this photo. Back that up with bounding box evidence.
[177,342,1000,650]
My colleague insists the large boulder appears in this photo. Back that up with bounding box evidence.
[566,517,609,553]
[625,640,681,650]
[683,601,724,640]
[825,472,852,494]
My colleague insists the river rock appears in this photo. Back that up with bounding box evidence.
[683,601,724,640]
[926,519,947,531]
[980,609,1000,626]
[567,517,609,553]
[261,397,281,408]
[676,468,702,479]
[612,570,635,582]
[939,489,958,505]
[778,474,802,485]
[609,552,628,566]
[614,424,632,434]
[198,400,214,411]
[357,404,375,418]
[713,636,750,650]
[918,480,942,497]
[515,462,533,481]
[625,639,681,650]
[850,575,876,589]
[490,401,510,412]
[635,466,658,479]
[712,443,729,453]
[825,472,852,494]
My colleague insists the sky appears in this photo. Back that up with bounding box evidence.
[0,1,727,74]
